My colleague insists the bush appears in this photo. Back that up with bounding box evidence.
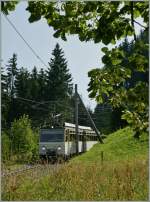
[2,131,11,162]
[11,115,38,163]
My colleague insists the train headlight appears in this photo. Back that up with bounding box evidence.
[42,146,46,151]
[57,146,62,151]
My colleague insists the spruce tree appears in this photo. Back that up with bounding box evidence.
[30,66,39,100]
[1,66,10,129]
[46,43,73,100]
[6,53,18,98]
[46,43,73,127]
[5,53,18,126]
[14,67,31,120]
[38,68,47,101]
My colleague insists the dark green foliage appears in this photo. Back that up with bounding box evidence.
[46,43,73,101]
[89,30,148,135]
[24,1,148,45]
[1,1,18,15]
[11,115,37,162]
[6,53,18,98]
[94,104,113,135]
[1,66,10,129]
[37,68,47,101]
[45,43,73,127]
[2,131,11,161]
[5,54,18,126]
[2,43,74,130]
[3,2,148,45]
[15,67,30,98]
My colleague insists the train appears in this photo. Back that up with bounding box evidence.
[39,122,98,162]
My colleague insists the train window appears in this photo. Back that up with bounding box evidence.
[40,133,63,142]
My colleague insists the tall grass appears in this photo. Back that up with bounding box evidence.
[2,157,148,201]
[2,127,149,201]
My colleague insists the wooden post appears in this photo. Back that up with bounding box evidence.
[75,84,79,154]
[101,151,104,163]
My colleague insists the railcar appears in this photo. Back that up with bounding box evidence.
[39,122,98,161]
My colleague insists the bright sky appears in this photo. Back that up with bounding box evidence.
[1,2,143,110]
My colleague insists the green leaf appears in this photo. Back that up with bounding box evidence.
[112,59,122,65]
[53,30,61,38]
[29,14,41,23]
[111,39,116,44]
[101,47,108,53]
[102,55,110,64]
[61,33,67,41]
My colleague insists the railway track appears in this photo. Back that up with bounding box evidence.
[2,163,61,178]
[1,163,63,197]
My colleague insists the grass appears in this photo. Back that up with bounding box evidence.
[2,162,27,172]
[2,127,149,201]
[72,127,148,163]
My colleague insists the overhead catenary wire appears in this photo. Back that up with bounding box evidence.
[15,96,75,115]
[3,14,49,69]
[16,96,66,106]
[16,98,49,112]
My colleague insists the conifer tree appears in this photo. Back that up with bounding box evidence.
[46,43,73,101]
[1,66,10,129]
[38,68,47,101]
[30,66,39,100]
[5,53,18,126]
[45,43,73,127]
[6,53,18,98]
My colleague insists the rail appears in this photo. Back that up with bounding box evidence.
[1,163,61,178]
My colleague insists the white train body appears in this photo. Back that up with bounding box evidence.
[39,122,98,160]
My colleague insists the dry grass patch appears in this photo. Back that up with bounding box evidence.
[2,157,148,201]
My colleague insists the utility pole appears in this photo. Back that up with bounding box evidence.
[77,93,103,144]
[75,84,79,154]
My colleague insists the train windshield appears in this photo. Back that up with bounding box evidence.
[40,129,64,142]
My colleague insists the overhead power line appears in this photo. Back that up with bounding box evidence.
[16,98,48,112]
[16,96,67,106]
[3,14,49,69]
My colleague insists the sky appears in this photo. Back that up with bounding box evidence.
[1,2,143,110]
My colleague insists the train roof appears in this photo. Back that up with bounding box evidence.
[64,122,92,131]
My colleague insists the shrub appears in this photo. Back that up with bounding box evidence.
[11,115,38,163]
[2,131,11,162]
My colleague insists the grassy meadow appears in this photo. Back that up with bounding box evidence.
[2,127,149,201]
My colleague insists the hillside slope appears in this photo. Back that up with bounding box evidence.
[2,127,149,201]
[72,127,149,163]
